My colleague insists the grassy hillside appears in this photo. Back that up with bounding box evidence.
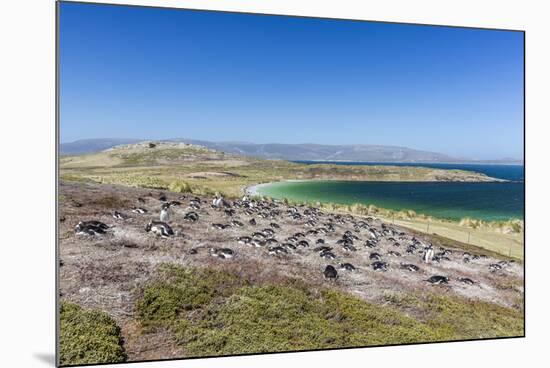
[60,141,502,198]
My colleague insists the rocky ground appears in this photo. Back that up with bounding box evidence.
[58,181,524,361]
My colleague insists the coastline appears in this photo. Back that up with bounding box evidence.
[245,179,524,222]
[293,159,524,166]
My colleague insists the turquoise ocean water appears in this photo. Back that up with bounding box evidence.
[256,163,524,221]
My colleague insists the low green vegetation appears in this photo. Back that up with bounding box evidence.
[59,301,126,366]
[136,264,247,330]
[135,264,523,358]
[382,292,524,339]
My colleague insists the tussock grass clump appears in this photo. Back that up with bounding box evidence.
[59,301,126,366]
[135,264,523,358]
[459,217,524,234]
[168,180,192,194]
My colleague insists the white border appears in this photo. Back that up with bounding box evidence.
[1,1,548,367]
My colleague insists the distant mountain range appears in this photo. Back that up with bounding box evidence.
[60,138,523,164]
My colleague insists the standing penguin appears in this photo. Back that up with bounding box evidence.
[423,244,435,264]
[212,194,228,209]
[160,202,172,222]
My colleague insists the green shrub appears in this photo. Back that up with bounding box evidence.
[175,285,340,355]
[136,264,246,330]
[59,302,126,366]
[168,180,192,193]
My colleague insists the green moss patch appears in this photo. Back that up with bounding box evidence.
[59,302,126,366]
[136,264,248,330]
[135,264,524,358]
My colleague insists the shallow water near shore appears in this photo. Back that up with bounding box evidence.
[255,180,524,221]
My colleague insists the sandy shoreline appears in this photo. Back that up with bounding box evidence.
[245,180,305,197]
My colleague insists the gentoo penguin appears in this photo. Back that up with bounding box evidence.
[323,265,338,280]
[387,250,401,257]
[283,243,297,251]
[210,247,234,259]
[145,220,174,238]
[365,240,378,248]
[211,223,229,230]
[237,236,252,245]
[132,207,148,214]
[339,263,356,271]
[231,220,244,227]
[252,232,266,239]
[423,245,435,264]
[112,211,129,220]
[251,239,266,247]
[249,218,257,226]
[212,195,229,209]
[400,263,420,272]
[158,193,167,202]
[489,263,503,272]
[266,238,278,246]
[184,211,199,222]
[160,203,172,222]
[268,246,288,256]
[371,261,388,271]
[75,221,109,236]
[320,250,336,259]
[314,246,332,253]
[189,201,201,210]
[369,252,383,261]
[261,228,275,237]
[458,277,475,285]
[426,275,449,284]
[342,244,357,252]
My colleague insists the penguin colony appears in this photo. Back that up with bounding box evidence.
[72,187,517,290]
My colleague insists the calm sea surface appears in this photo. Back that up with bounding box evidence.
[256,162,524,221]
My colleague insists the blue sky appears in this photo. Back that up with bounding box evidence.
[59,2,524,160]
